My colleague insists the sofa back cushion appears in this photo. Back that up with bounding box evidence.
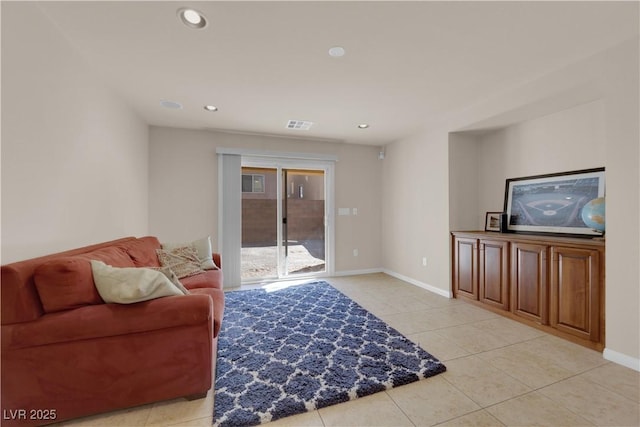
[120,236,162,267]
[34,247,135,313]
[1,237,137,324]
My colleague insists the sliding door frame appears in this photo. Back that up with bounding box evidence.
[217,147,336,286]
[242,155,335,281]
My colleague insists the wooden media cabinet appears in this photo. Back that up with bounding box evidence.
[451,231,605,351]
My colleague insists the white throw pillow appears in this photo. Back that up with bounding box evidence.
[91,260,187,304]
[151,266,190,295]
[162,236,218,270]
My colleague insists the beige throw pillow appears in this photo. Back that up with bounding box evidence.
[162,236,218,270]
[90,260,187,304]
[156,246,204,279]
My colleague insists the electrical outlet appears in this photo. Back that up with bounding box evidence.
[422,257,427,266]
[353,249,359,257]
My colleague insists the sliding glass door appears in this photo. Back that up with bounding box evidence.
[282,169,326,276]
[241,162,329,282]
[241,167,279,281]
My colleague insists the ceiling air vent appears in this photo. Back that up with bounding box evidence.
[286,120,313,130]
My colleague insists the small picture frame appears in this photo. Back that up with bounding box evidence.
[485,212,502,232]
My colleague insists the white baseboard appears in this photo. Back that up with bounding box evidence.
[382,269,452,298]
[332,268,452,299]
[332,268,384,277]
[603,348,640,372]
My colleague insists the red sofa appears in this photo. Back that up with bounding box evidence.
[1,236,224,426]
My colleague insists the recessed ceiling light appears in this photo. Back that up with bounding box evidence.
[328,46,346,57]
[204,105,218,112]
[357,124,369,129]
[160,100,183,110]
[178,8,207,29]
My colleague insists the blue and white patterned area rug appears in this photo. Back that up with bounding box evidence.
[213,281,446,426]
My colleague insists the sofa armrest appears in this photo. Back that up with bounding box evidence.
[2,294,213,350]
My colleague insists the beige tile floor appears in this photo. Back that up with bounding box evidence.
[58,273,639,427]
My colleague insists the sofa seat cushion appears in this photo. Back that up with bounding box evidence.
[34,247,135,313]
[2,293,213,350]
[189,287,225,337]
[181,270,223,290]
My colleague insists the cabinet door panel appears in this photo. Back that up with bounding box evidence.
[511,242,547,324]
[550,247,600,341]
[479,240,509,310]
[453,237,478,300]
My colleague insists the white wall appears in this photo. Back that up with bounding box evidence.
[148,127,382,275]
[384,38,640,368]
[476,100,606,229]
[381,130,451,294]
[448,132,480,231]
[1,2,149,263]
[600,39,640,368]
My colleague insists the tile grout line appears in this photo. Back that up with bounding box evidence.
[430,408,506,427]
[439,367,532,411]
[381,389,418,427]
[531,363,640,406]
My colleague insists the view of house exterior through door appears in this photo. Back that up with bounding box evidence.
[241,166,326,282]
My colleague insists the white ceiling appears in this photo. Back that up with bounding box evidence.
[35,1,638,146]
